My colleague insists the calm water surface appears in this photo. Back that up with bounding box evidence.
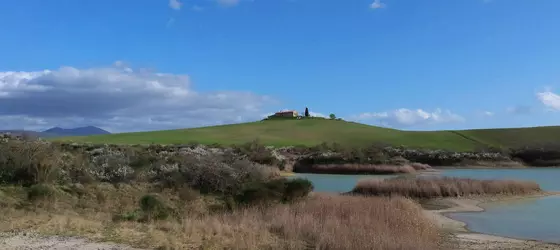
[294,168,560,243]
[442,168,560,243]
[290,173,395,193]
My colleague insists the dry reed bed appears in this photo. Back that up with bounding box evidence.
[298,163,430,175]
[352,177,542,199]
[0,192,440,250]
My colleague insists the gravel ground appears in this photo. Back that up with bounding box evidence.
[446,233,560,250]
[0,232,144,250]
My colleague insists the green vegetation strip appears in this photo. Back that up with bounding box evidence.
[54,119,560,151]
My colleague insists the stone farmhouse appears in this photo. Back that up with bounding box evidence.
[272,110,299,118]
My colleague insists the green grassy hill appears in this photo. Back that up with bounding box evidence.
[55,119,560,151]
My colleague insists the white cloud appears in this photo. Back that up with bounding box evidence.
[537,91,560,111]
[217,0,241,7]
[0,63,274,132]
[353,108,464,127]
[482,111,494,117]
[370,0,386,9]
[169,0,182,10]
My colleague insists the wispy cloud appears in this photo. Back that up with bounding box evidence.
[537,90,560,111]
[370,0,386,9]
[506,105,533,115]
[169,0,182,10]
[353,108,464,127]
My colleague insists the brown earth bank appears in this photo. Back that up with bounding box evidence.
[423,194,560,250]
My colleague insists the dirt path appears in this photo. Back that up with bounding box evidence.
[424,195,560,250]
[0,232,144,250]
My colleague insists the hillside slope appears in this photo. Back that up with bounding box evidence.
[55,119,560,151]
[454,126,560,149]
[54,119,471,151]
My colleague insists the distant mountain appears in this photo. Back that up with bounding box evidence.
[0,126,111,138]
[42,126,111,137]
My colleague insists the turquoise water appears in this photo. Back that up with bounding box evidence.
[290,173,395,193]
[294,168,560,243]
[448,195,560,243]
[441,168,560,243]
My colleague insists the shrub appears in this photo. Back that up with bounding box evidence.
[234,178,314,206]
[139,194,170,221]
[177,157,239,194]
[27,184,57,202]
[154,154,277,196]
[235,180,284,206]
[89,148,135,183]
[234,139,279,166]
[223,196,237,211]
[283,178,313,202]
[129,150,159,170]
[177,186,200,202]
[65,154,96,184]
[0,141,65,185]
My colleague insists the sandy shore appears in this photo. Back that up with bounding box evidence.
[424,193,560,250]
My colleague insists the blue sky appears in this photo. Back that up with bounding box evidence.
[0,0,559,132]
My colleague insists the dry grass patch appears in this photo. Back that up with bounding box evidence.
[352,177,542,199]
[261,193,440,250]
[0,191,441,250]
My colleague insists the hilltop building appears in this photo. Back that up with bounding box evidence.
[273,110,299,118]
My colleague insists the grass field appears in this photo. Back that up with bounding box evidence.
[55,119,560,151]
